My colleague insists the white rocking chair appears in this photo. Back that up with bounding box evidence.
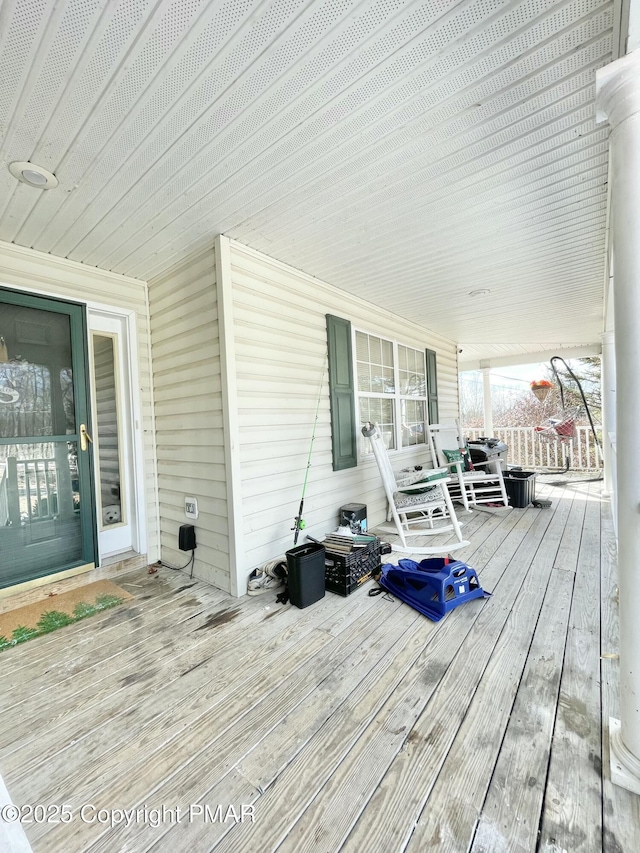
[362,423,470,554]
[427,422,509,512]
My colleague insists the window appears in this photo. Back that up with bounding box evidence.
[355,331,427,455]
[326,314,439,471]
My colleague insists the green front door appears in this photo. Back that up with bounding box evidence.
[0,288,97,588]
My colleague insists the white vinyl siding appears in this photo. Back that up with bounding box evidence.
[148,247,230,592]
[0,239,157,561]
[225,237,459,580]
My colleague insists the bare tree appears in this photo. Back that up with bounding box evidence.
[461,357,602,430]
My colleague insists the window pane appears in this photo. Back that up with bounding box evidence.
[369,336,381,365]
[357,362,370,392]
[0,303,75,438]
[371,369,384,393]
[355,332,369,362]
[359,397,395,454]
[398,345,426,396]
[401,399,426,447]
[356,332,395,395]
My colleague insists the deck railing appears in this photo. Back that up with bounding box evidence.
[463,425,603,471]
[17,458,59,521]
[0,456,60,525]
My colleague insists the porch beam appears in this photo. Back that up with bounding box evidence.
[459,344,602,371]
[596,47,640,794]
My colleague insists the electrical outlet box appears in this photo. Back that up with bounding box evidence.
[179,524,196,551]
[185,497,198,520]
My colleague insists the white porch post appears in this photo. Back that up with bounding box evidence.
[596,49,640,794]
[482,368,493,437]
[600,331,616,498]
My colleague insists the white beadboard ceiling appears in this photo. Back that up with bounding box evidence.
[0,0,616,356]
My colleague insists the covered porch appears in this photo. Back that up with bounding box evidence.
[0,475,636,852]
[1,0,640,847]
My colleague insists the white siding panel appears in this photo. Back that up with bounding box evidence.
[148,247,230,592]
[227,238,459,577]
[0,239,157,562]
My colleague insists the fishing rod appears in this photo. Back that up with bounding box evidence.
[292,368,325,545]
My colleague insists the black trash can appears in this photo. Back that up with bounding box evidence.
[504,470,536,508]
[286,542,326,609]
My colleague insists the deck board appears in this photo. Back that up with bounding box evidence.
[0,476,638,853]
[212,508,547,852]
[21,593,385,849]
[469,570,574,853]
[538,482,603,852]
[336,496,569,853]
[420,485,576,853]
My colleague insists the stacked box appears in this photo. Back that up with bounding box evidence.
[324,538,381,596]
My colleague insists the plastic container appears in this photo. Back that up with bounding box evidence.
[286,543,326,608]
[380,558,489,622]
[324,538,380,596]
[504,470,536,508]
[339,503,368,533]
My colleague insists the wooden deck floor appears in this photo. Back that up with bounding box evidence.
[0,476,639,852]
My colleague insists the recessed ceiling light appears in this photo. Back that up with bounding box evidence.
[468,288,491,297]
[8,161,58,189]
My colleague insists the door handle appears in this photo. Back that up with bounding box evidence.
[80,423,93,452]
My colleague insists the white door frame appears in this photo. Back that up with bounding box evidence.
[87,306,147,563]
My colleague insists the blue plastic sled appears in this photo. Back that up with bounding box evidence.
[379,557,491,622]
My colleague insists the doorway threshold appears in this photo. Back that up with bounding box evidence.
[100,550,147,570]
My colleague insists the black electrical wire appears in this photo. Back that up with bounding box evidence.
[160,549,196,578]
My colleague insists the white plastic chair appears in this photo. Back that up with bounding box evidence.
[427,422,508,511]
[362,423,469,554]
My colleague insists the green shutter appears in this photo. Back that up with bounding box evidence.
[426,348,439,425]
[326,314,357,471]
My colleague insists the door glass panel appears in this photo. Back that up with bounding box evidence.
[0,304,75,437]
[92,334,123,528]
[0,441,83,587]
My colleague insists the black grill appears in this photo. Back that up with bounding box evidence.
[467,438,508,464]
